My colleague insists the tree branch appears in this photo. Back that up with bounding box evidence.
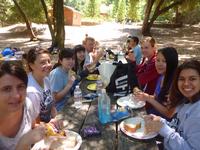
[159,0,185,15]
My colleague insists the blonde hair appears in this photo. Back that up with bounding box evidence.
[82,34,95,45]
[141,36,156,47]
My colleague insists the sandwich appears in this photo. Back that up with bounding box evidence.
[123,122,141,133]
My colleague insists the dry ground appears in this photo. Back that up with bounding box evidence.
[0,22,199,61]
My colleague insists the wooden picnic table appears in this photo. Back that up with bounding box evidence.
[58,78,158,150]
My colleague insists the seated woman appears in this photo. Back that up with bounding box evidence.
[49,48,75,111]
[0,61,45,150]
[134,47,178,120]
[26,47,57,123]
[146,60,200,150]
[73,45,90,79]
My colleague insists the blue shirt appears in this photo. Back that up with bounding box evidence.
[49,67,71,111]
[132,44,142,65]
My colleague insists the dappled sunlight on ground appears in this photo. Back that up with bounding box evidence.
[0,22,199,61]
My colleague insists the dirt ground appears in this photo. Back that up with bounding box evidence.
[0,22,199,61]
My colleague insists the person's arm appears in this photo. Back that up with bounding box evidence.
[53,75,75,102]
[51,105,57,118]
[134,92,175,118]
[15,126,45,150]
[159,117,200,150]
[125,51,136,62]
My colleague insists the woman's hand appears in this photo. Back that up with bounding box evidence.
[16,125,46,150]
[144,114,163,133]
[134,91,150,102]
[67,75,76,88]
[49,118,64,131]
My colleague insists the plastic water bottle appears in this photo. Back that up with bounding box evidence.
[96,79,103,96]
[73,85,82,108]
[98,89,111,124]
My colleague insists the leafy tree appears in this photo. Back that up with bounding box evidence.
[40,0,65,49]
[127,0,140,21]
[12,0,37,41]
[54,0,65,48]
[85,0,99,17]
[116,0,126,22]
[142,0,200,35]
[0,0,13,26]
[65,0,85,12]
[142,0,186,36]
[9,0,46,23]
[112,0,119,18]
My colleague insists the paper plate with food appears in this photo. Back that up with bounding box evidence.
[32,123,82,150]
[86,74,101,81]
[117,94,145,109]
[87,83,97,91]
[119,117,158,140]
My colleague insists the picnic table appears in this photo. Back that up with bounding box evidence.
[58,78,158,150]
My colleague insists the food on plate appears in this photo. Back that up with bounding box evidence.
[123,122,141,133]
[45,123,65,137]
[86,74,100,80]
[87,83,97,91]
[49,136,77,150]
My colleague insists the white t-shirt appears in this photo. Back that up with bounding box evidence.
[27,73,54,123]
[0,98,38,150]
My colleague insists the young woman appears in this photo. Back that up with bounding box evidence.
[135,47,178,120]
[73,45,88,77]
[49,48,75,111]
[0,61,45,150]
[146,60,200,150]
[26,47,57,123]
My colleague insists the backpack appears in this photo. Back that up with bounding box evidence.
[106,60,138,97]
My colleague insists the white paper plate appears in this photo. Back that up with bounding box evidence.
[117,95,145,109]
[32,130,82,150]
[119,117,158,140]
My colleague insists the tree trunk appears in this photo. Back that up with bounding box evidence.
[142,0,185,36]
[142,0,155,36]
[54,0,65,49]
[40,0,55,45]
[12,0,37,41]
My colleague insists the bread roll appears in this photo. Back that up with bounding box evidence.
[124,122,141,133]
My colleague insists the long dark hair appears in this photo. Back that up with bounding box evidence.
[73,45,85,73]
[156,47,178,103]
[169,60,200,108]
[53,48,74,69]
[0,61,28,86]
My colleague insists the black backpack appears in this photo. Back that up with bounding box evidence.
[106,60,138,97]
